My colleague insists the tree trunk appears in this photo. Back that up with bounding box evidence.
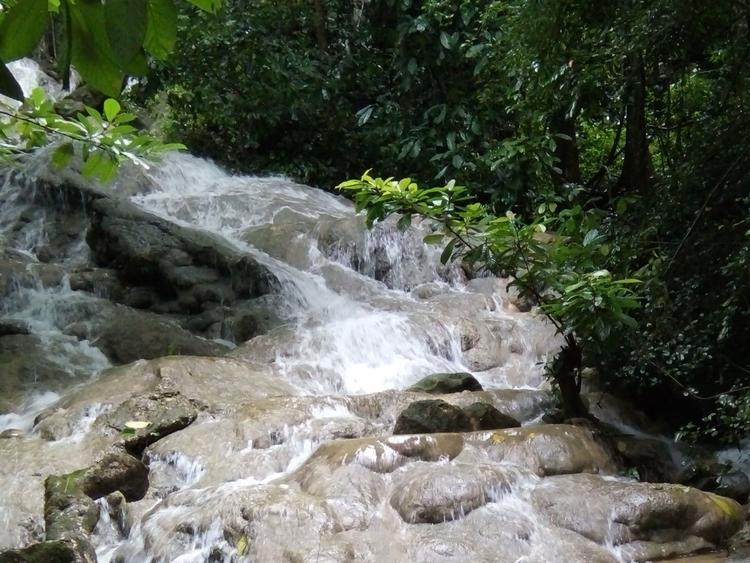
[551,111,583,185]
[552,335,588,418]
[617,52,651,192]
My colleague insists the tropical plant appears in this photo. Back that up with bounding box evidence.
[339,173,641,417]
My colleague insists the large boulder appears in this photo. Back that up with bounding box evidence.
[531,473,745,561]
[475,424,618,476]
[462,402,520,431]
[393,399,473,435]
[389,462,527,523]
[95,392,197,455]
[407,372,483,394]
[65,304,229,364]
[0,334,76,413]
[86,195,277,313]
[80,449,148,501]
[0,539,94,563]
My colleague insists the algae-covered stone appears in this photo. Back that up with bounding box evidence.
[407,372,483,394]
[531,473,744,549]
[393,399,472,435]
[0,538,94,563]
[81,449,148,501]
[96,392,197,455]
[462,402,520,431]
[43,471,98,542]
[477,424,617,476]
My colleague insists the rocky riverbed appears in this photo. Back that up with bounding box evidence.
[0,151,749,563]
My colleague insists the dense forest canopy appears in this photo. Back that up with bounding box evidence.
[2,0,749,443]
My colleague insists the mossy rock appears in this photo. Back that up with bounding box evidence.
[463,402,520,431]
[0,539,89,563]
[44,470,99,541]
[407,372,483,394]
[393,399,472,435]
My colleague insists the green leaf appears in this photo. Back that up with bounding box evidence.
[0,0,48,61]
[69,1,124,97]
[397,214,411,231]
[440,31,450,50]
[144,0,177,59]
[103,98,121,121]
[0,61,23,100]
[185,0,221,14]
[582,229,599,247]
[105,0,148,68]
[440,238,458,264]
[51,142,75,170]
[423,233,444,245]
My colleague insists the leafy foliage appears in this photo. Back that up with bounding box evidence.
[339,173,641,416]
[0,0,222,99]
[0,87,184,180]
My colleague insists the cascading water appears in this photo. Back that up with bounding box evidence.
[1,61,745,563]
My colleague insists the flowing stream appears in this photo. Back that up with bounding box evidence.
[0,60,746,563]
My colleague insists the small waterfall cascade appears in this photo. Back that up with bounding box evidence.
[0,60,746,563]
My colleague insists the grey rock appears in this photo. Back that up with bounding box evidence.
[0,319,30,336]
[407,372,483,394]
[96,392,197,455]
[393,400,472,435]
[462,402,520,430]
[81,449,149,501]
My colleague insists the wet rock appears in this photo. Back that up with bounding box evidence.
[0,538,95,563]
[612,434,681,483]
[81,306,229,364]
[476,424,617,476]
[393,399,472,435]
[619,537,717,562]
[389,462,526,523]
[230,311,263,343]
[531,473,744,551]
[86,195,277,313]
[0,335,75,412]
[714,471,750,504]
[407,372,483,394]
[96,393,197,455]
[43,471,99,542]
[0,319,30,336]
[297,434,464,476]
[462,402,520,431]
[81,449,148,501]
[294,464,385,531]
[68,268,124,299]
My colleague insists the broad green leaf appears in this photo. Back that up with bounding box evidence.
[397,214,411,231]
[440,31,450,50]
[144,0,177,60]
[105,0,148,68]
[582,228,599,247]
[0,0,48,61]
[440,238,458,264]
[423,233,444,244]
[51,142,75,170]
[103,98,121,121]
[69,1,123,96]
[0,61,23,100]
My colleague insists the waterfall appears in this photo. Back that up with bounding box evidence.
[1,60,744,563]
